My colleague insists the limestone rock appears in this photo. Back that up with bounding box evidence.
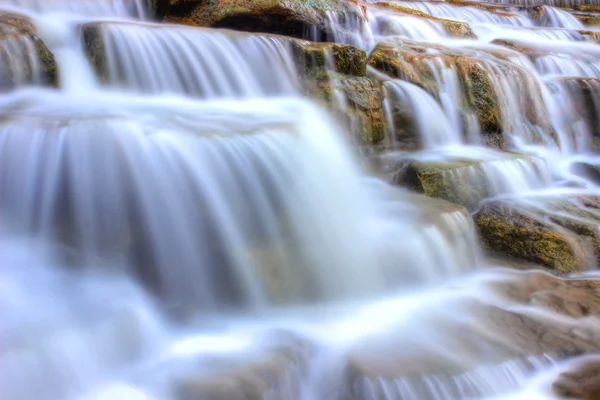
[164,0,365,40]
[0,13,57,90]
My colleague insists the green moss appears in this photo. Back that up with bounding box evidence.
[403,159,488,210]
[294,41,367,77]
[453,56,503,135]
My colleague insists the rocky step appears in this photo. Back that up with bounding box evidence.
[81,21,387,145]
[475,196,600,272]
[367,38,555,142]
[0,12,57,91]
[389,151,550,211]
[161,0,367,41]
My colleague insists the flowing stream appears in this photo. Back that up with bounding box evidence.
[2,0,600,399]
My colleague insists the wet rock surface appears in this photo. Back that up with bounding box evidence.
[475,198,600,272]
[0,12,57,90]
[163,0,364,40]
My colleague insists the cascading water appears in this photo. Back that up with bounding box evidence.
[85,23,299,96]
[3,0,600,399]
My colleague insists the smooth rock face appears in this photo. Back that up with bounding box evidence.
[474,199,600,272]
[553,359,600,400]
[0,13,57,90]
[163,0,364,40]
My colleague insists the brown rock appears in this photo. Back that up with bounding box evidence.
[164,0,365,40]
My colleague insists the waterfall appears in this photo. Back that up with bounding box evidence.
[3,0,600,399]
[532,6,584,29]
[84,22,299,97]
[3,0,150,18]
[381,1,533,26]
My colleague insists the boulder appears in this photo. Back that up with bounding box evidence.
[474,198,600,272]
[164,0,365,40]
[0,13,57,90]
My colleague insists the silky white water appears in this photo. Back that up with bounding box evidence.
[2,0,600,399]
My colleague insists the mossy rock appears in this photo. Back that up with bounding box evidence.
[305,73,386,144]
[292,41,367,77]
[475,201,592,272]
[0,13,57,89]
[373,2,476,39]
[164,0,364,40]
[396,157,493,210]
[367,41,439,97]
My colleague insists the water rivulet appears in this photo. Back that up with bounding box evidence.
[2,0,600,399]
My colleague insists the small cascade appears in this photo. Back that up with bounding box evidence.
[0,30,47,90]
[545,77,600,153]
[3,0,150,18]
[352,354,556,399]
[84,23,299,97]
[0,91,486,315]
[482,0,600,6]
[370,10,450,41]
[322,4,375,51]
[383,80,465,149]
[473,24,586,41]
[380,1,532,26]
[531,43,600,78]
[531,6,584,29]
[0,240,167,400]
